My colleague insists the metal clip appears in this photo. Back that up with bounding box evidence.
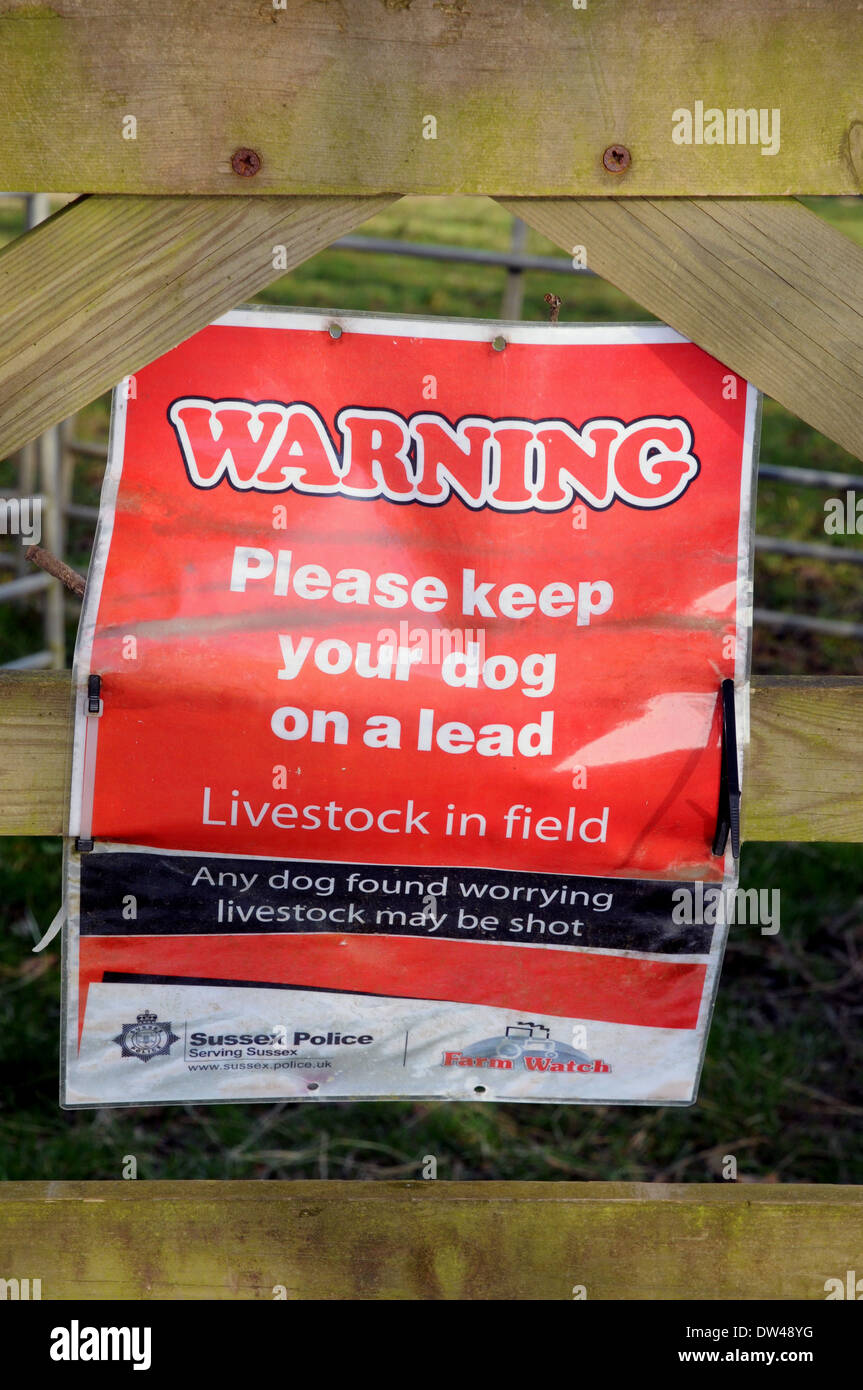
[76,674,103,853]
[712,678,741,860]
[87,673,103,717]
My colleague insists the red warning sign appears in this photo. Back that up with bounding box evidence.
[74,311,755,879]
[63,309,757,1108]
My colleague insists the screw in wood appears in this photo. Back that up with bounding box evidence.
[602,144,631,173]
[231,148,262,177]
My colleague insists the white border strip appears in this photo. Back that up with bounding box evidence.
[214,305,688,348]
[63,382,128,1098]
[68,386,128,836]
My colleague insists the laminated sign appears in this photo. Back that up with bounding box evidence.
[62,308,758,1107]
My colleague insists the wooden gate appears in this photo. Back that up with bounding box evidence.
[0,0,862,1298]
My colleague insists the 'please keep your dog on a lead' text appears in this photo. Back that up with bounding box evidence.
[228,544,613,760]
[197,545,616,846]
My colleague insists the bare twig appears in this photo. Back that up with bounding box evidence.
[544,291,562,323]
[25,545,86,598]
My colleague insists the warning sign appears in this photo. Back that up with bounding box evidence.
[62,308,758,1106]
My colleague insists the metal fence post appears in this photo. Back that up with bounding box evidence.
[500,218,527,320]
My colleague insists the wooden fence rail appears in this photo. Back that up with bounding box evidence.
[1,672,861,842]
[0,1181,860,1300]
[1,0,862,197]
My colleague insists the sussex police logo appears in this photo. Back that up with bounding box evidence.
[114,1010,179,1063]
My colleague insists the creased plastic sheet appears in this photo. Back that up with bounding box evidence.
[61,309,758,1107]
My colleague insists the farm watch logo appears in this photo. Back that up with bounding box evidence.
[443,1020,611,1073]
[113,1010,180,1063]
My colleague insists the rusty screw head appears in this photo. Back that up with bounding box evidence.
[231,147,262,177]
[602,143,631,174]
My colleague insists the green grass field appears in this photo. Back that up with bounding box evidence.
[1,195,861,1182]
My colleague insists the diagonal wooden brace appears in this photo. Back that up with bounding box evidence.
[0,192,399,459]
[500,197,863,465]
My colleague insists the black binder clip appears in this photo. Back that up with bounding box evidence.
[86,673,103,717]
[712,678,741,860]
[75,675,103,854]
